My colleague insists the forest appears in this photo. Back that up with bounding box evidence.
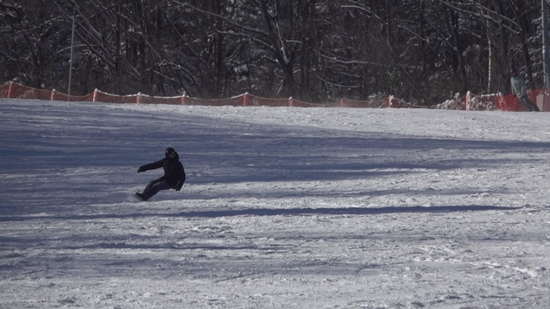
[0,0,547,105]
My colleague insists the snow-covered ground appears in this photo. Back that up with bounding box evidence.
[2,98,550,308]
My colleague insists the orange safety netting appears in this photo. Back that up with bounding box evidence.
[185,94,244,106]
[1,82,549,111]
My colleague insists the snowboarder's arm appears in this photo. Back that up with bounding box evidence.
[175,177,185,191]
[175,163,186,191]
[137,159,164,173]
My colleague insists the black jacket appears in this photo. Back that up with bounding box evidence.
[138,154,186,190]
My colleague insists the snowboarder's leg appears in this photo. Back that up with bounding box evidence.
[520,96,539,111]
[141,180,172,201]
[144,177,163,192]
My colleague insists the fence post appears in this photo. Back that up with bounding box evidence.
[497,92,504,111]
[7,81,14,98]
[93,89,98,102]
[389,95,394,108]
[545,89,550,112]
[136,92,142,104]
[465,91,471,110]
[243,92,249,106]
[181,94,186,105]
[289,97,293,107]
[51,89,56,101]
[340,98,344,107]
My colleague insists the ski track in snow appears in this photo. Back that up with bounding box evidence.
[1,99,550,308]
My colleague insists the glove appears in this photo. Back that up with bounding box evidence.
[137,166,145,173]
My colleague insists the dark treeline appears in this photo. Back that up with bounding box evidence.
[0,0,546,104]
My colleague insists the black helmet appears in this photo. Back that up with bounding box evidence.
[510,68,518,76]
[165,147,177,159]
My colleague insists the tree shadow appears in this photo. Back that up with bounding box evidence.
[1,101,548,215]
[0,205,522,222]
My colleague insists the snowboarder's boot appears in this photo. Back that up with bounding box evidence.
[134,192,146,201]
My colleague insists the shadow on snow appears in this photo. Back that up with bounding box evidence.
[0,205,522,222]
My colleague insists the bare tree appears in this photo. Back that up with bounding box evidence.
[0,0,546,103]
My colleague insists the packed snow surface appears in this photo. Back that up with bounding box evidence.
[2,99,550,308]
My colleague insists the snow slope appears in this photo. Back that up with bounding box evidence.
[2,99,550,308]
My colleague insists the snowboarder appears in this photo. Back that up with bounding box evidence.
[510,68,540,111]
[135,147,186,201]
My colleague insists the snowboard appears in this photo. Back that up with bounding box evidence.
[132,192,146,202]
